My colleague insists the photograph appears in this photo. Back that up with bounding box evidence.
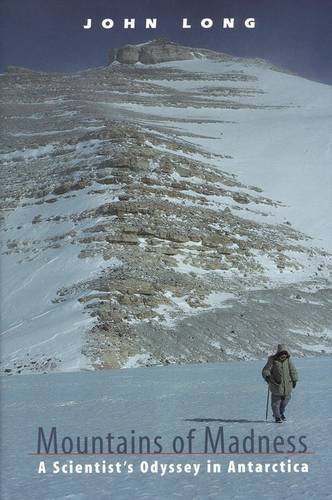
[0,1,331,498]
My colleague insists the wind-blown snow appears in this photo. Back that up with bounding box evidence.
[1,185,122,371]
[1,247,108,371]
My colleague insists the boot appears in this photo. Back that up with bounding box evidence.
[281,414,286,421]
[275,417,282,423]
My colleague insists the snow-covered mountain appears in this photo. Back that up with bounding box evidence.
[1,40,331,374]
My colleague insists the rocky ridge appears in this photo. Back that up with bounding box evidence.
[109,38,218,65]
[1,42,331,374]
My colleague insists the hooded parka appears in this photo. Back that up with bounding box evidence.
[262,344,298,396]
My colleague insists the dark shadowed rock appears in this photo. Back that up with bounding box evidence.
[116,46,140,64]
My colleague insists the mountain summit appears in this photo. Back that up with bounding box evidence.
[109,38,227,65]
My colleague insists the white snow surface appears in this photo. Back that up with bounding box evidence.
[0,357,331,499]
[1,247,107,371]
[1,186,121,371]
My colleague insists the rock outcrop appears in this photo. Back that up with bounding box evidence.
[109,39,195,65]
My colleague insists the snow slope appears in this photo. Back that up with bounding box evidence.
[1,184,121,372]
[1,48,331,372]
[0,357,331,499]
[111,58,332,251]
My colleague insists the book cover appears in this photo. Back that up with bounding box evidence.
[1,1,331,499]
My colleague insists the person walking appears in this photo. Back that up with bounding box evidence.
[262,344,298,423]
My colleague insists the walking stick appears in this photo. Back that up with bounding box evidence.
[265,387,270,421]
